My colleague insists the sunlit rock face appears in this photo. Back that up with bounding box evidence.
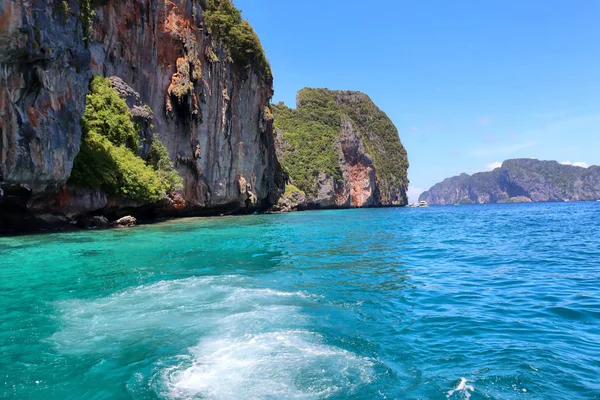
[0,0,283,230]
[272,89,409,211]
[89,0,282,211]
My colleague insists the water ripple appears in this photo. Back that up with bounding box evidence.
[1,202,600,398]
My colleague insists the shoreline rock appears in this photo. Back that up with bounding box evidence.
[114,216,137,228]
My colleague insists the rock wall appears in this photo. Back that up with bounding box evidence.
[272,89,408,211]
[0,0,283,231]
[276,118,381,210]
[0,0,91,203]
[89,0,282,211]
[420,159,600,205]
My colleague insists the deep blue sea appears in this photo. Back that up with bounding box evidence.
[1,202,600,399]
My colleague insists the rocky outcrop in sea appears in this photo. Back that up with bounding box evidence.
[420,159,600,205]
[272,89,409,211]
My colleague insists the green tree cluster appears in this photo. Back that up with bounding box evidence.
[70,76,183,203]
[272,88,409,199]
[200,0,272,79]
[148,135,185,193]
[272,95,342,195]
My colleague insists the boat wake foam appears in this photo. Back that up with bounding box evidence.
[50,275,375,399]
[447,378,474,399]
[159,329,374,399]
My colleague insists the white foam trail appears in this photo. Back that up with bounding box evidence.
[158,291,374,399]
[50,276,314,354]
[50,275,374,398]
[447,378,474,399]
[160,330,374,399]
[50,276,239,354]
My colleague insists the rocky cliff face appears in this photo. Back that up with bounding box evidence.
[0,0,283,231]
[1,0,91,206]
[88,0,282,211]
[420,159,600,205]
[272,89,408,211]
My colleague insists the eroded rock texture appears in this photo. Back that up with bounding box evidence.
[0,0,91,202]
[272,89,408,211]
[0,0,283,231]
[89,1,282,211]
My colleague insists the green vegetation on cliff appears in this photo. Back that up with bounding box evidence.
[338,92,409,193]
[284,184,306,198]
[147,135,185,193]
[272,92,343,194]
[200,0,271,79]
[420,159,600,204]
[272,88,409,197]
[70,76,182,202]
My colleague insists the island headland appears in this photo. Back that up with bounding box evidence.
[420,158,600,205]
[0,0,409,232]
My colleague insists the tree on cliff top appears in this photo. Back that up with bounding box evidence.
[200,0,272,80]
[272,89,409,199]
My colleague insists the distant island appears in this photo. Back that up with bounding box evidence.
[419,158,600,205]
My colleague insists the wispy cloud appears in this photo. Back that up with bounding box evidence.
[473,141,537,158]
[486,161,502,170]
[409,125,420,134]
[561,161,589,168]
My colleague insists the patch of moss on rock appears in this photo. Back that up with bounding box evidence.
[284,184,306,198]
[70,76,182,203]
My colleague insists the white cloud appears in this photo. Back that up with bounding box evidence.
[486,161,502,170]
[407,186,426,204]
[560,161,589,168]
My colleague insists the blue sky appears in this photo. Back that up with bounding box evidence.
[235,0,600,202]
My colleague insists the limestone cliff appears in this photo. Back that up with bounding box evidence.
[420,159,600,205]
[0,0,283,231]
[1,0,91,205]
[272,89,409,211]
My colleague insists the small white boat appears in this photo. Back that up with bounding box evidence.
[419,201,428,207]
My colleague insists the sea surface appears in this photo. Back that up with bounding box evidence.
[1,202,600,399]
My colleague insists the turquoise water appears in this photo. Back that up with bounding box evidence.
[1,203,600,399]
